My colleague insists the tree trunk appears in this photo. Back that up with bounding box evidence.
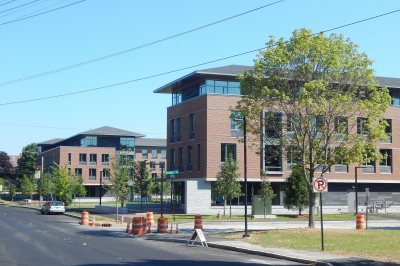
[264,202,266,219]
[298,206,302,216]
[308,163,315,228]
[223,198,226,217]
[229,199,232,219]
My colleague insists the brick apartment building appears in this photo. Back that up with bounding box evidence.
[155,65,400,214]
[37,126,166,198]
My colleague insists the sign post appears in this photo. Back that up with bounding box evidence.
[313,177,328,251]
[187,229,208,247]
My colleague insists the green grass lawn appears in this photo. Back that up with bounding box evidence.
[226,228,400,263]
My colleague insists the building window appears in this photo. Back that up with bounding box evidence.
[221,143,236,162]
[67,153,71,165]
[149,161,156,170]
[176,117,182,142]
[120,137,135,149]
[169,149,175,170]
[312,115,324,134]
[151,149,157,159]
[89,168,96,180]
[101,154,109,165]
[187,146,193,171]
[159,161,165,170]
[161,149,166,159]
[380,149,392,173]
[265,145,282,172]
[142,149,148,159]
[363,156,375,173]
[197,144,201,171]
[178,147,183,172]
[335,117,348,135]
[357,117,368,135]
[101,169,110,180]
[287,113,300,133]
[199,80,241,96]
[389,90,400,106]
[79,154,87,165]
[383,119,392,143]
[81,136,97,147]
[170,119,175,143]
[189,113,195,139]
[75,168,82,176]
[265,112,282,138]
[172,92,182,105]
[230,111,243,137]
[287,146,300,171]
[89,154,97,165]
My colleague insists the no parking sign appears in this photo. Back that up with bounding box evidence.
[313,177,328,193]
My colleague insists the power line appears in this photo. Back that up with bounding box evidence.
[0,9,399,107]
[0,0,18,8]
[0,0,284,87]
[0,0,52,19]
[0,0,86,26]
[0,0,39,14]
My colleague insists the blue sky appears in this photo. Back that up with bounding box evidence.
[0,0,399,155]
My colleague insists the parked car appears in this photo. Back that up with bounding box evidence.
[40,201,65,215]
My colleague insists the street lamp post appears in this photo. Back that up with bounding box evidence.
[160,162,164,216]
[355,166,368,214]
[99,171,103,206]
[243,116,250,238]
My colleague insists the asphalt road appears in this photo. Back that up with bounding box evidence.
[0,204,308,266]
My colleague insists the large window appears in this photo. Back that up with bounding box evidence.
[176,118,182,142]
[151,149,158,159]
[264,145,282,172]
[169,149,175,170]
[286,146,300,170]
[101,154,109,165]
[75,168,82,176]
[199,80,241,96]
[101,169,110,180]
[89,168,96,180]
[265,112,282,138]
[120,137,135,149]
[187,146,193,171]
[383,119,392,143]
[67,153,71,165]
[161,149,166,159]
[189,113,195,139]
[197,144,201,171]
[79,153,87,165]
[89,154,97,165]
[149,161,156,170]
[170,119,175,143]
[380,149,392,173]
[221,143,236,162]
[230,111,243,137]
[389,90,400,106]
[357,117,368,135]
[335,117,348,135]
[178,147,183,172]
[81,136,97,147]
[142,149,148,159]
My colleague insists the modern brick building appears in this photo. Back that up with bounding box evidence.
[155,65,400,214]
[37,126,166,198]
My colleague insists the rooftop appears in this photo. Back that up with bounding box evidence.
[136,138,166,147]
[154,64,400,93]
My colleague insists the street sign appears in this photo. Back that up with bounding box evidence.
[34,171,41,179]
[313,177,328,193]
[166,170,179,175]
[187,229,208,247]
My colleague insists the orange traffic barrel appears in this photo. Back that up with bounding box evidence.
[80,211,89,225]
[157,216,168,233]
[194,214,203,230]
[125,221,132,234]
[146,212,154,226]
[356,213,365,229]
[132,217,144,235]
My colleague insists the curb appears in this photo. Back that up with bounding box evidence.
[142,235,332,266]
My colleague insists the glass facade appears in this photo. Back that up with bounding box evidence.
[120,137,135,149]
[172,79,241,105]
[81,136,97,147]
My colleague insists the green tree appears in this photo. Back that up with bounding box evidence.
[134,161,154,211]
[51,164,73,205]
[237,28,391,227]
[0,151,14,179]
[258,175,275,219]
[215,153,242,218]
[110,151,135,208]
[37,172,55,201]
[20,175,35,199]
[17,144,37,187]
[69,173,86,201]
[283,165,309,216]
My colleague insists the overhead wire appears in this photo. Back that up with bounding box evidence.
[0,9,398,107]
[0,0,39,14]
[0,0,51,19]
[0,0,86,26]
[0,0,284,87]
[0,0,18,8]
